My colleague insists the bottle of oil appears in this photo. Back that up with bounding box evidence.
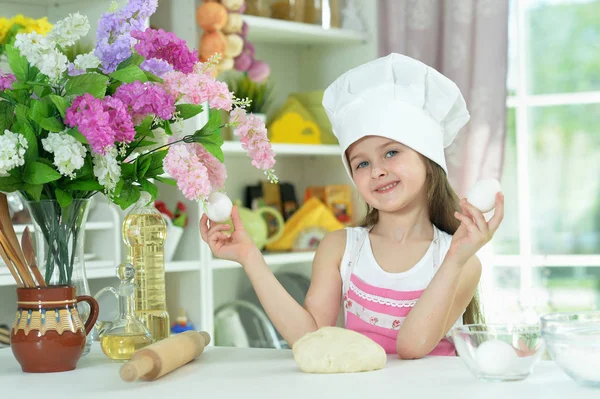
[122,192,170,341]
[100,263,154,361]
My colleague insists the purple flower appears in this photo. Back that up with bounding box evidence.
[0,73,16,91]
[140,58,174,77]
[132,28,197,74]
[114,81,175,124]
[94,0,159,73]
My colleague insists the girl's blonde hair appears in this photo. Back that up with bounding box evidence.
[358,157,484,325]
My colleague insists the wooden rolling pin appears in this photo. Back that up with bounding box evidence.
[120,331,211,382]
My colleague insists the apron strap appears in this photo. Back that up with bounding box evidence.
[342,227,368,301]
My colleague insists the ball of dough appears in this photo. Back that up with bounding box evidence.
[292,327,387,373]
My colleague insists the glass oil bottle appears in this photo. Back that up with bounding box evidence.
[122,193,170,341]
[100,263,154,361]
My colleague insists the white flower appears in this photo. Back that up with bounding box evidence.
[38,50,68,82]
[41,131,86,179]
[0,130,28,176]
[14,32,67,83]
[14,32,52,66]
[93,147,121,194]
[48,13,90,48]
[73,52,100,71]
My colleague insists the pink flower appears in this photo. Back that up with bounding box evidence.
[103,96,135,144]
[164,144,211,201]
[208,80,233,111]
[162,66,232,111]
[132,28,197,74]
[392,320,401,329]
[231,108,276,172]
[163,142,228,201]
[114,81,175,123]
[66,94,113,154]
[65,93,136,154]
[0,73,16,91]
[195,144,227,191]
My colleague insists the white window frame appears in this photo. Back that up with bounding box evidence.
[493,0,600,309]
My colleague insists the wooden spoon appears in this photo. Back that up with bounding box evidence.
[0,194,29,275]
[0,230,35,287]
[0,240,23,287]
[22,226,46,287]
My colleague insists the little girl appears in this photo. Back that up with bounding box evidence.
[200,53,504,359]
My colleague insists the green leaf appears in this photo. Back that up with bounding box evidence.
[66,128,88,144]
[154,175,177,186]
[49,95,69,119]
[11,82,31,90]
[23,162,61,185]
[65,179,103,191]
[198,141,224,162]
[136,156,151,178]
[0,175,23,192]
[139,179,158,200]
[175,103,204,120]
[0,102,15,132]
[206,109,223,133]
[117,54,145,70]
[33,84,51,99]
[110,64,148,83]
[134,115,155,137]
[23,183,43,202]
[144,71,163,83]
[65,73,109,98]
[121,162,136,179]
[13,120,39,163]
[30,99,53,124]
[146,150,167,177]
[115,183,141,210]
[15,104,29,122]
[5,44,29,82]
[40,117,65,132]
[55,188,73,208]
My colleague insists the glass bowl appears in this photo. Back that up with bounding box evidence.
[451,324,545,382]
[541,311,600,387]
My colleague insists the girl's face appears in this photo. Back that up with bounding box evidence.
[346,136,428,214]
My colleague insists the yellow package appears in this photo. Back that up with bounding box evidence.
[265,197,344,252]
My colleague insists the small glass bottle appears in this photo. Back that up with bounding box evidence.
[122,193,170,341]
[100,263,154,361]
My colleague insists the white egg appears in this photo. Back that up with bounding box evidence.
[475,340,517,375]
[466,179,502,213]
[205,192,233,223]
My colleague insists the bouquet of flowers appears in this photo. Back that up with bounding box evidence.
[0,0,277,286]
[0,0,277,210]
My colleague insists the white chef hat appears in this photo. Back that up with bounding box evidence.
[322,53,470,176]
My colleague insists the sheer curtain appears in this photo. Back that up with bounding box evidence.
[378,0,510,197]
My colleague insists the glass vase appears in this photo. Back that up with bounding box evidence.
[24,199,97,356]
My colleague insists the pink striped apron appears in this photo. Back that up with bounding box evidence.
[342,227,457,356]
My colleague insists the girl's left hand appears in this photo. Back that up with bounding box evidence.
[447,192,504,266]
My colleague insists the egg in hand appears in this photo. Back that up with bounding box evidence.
[466,179,502,213]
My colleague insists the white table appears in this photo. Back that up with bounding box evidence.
[0,344,597,399]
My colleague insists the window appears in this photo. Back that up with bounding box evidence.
[484,0,600,323]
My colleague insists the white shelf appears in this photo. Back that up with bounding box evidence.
[243,15,366,45]
[165,261,199,273]
[223,141,341,156]
[13,222,114,234]
[211,251,316,270]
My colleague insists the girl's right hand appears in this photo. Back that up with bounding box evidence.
[200,205,257,264]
